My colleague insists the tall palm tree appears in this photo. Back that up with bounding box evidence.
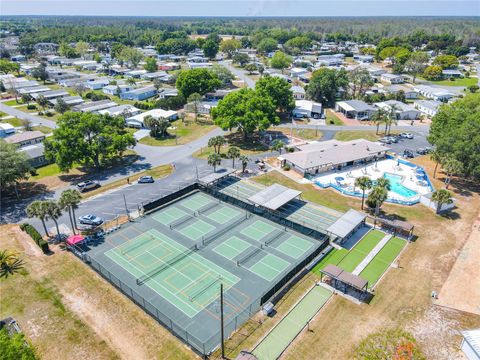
[239,155,249,173]
[431,189,453,214]
[59,189,82,234]
[207,153,221,172]
[26,200,49,237]
[354,176,372,210]
[44,200,62,239]
[367,186,388,216]
[227,146,241,168]
[371,108,388,135]
[430,150,443,179]
[443,158,463,189]
[386,105,399,135]
[376,177,391,191]
[0,250,25,278]
[208,136,226,155]
[143,115,160,137]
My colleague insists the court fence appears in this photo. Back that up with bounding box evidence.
[69,180,331,357]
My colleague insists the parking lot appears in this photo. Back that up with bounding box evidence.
[381,130,432,158]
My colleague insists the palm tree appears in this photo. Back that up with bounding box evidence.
[187,92,202,123]
[443,158,463,189]
[227,146,241,168]
[208,136,226,154]
[431,189,453,214]
[44,200,62,239]
[59,189,82,234]
[36,95,48,111]
[207,153,222,172]
[26,200,49,237]
[371,108,388,135]
[0,250,25,278]
[144,115,159,137]
[239,155,249,173]
[430,150,443,179]
[376,177,391,191]
[270,139,284,155]
[386,105,399,135]
[126,77,136,86]
[354,176,372,210]
[367,186,388,216]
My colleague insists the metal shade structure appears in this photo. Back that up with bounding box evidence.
[248,184,302,211]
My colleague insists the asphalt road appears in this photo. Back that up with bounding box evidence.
[219,60,256,88]
[0,101,57,129]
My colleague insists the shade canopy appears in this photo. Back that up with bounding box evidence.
[248,184,302,210]
[66,234,85,246]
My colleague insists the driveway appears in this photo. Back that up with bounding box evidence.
[219,60,256,88]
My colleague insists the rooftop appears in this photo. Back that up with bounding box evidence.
[248,184,302,210]
[336,100,376,112]
[5,130,45,144]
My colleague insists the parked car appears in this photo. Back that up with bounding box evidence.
[138,175,154,183]
[379,137,393,144]
[416,147,429,155]
[403,149,415,158]
[78,214,104,226]
[400,132,414,139]
[388,136,399,143]
[76,180,100,192]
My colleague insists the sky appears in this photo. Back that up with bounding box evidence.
[2,0,479,17]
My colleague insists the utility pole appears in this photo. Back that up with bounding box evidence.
[220,283,225,359]
[123,194,130,220]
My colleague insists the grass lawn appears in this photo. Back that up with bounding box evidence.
[16,104,40,113]
[2,99,24,106]
[32,125,53,134]
[423,77,478,87]
[2,117,24,127]
[30,163,68,180]
[334,130,400,142]
[0,224,196,360]
[139,120,216,146]
[271,127,323,141]
[193,131,269,160]
[325,109,345,125]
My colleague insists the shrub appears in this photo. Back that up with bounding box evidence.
[27,104,37,110]
[134,101,152,110]
[283,164,291,171]
[20,223,50,254]
[38,111,44,115]
[45,111,54,117]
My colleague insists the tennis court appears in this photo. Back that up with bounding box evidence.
[81,189,325,355]
[253,285,332,360]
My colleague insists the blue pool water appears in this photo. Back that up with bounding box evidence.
[383,173,418,198]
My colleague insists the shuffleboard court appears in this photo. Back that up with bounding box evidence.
[359,236,406,286]
[213,236,252,260]
[152,206,188,225]
[249,254,291,282]
[274,235,314,259]
[253,285,332,360]
[207,206,241,224]
[336,230,385,272]
[241,220,277,242]
[105,228,240,318]
[178,219,216,241]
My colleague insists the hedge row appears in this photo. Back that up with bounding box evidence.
[20,223,50,254]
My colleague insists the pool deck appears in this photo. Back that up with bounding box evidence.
[313,158,432,203]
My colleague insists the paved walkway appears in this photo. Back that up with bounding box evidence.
[352,234,392,275]
[333,111,362,126]
[252,285,332,360]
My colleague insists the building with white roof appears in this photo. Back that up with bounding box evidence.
[413,85,455,102]
[125,108,178,128]
[461,329,480,360]
[414,100,443,117]
[380,73,405,84]
[291,85,306,100]
[375,100,421,120]
[292,100,322,119]
[335,100,377,120]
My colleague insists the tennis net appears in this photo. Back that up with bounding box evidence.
[237,245,263,267]
[136,244,198,285]
[121,235,154,255]
[202,214,248,247]
[264,231,286,247]
[198,201,220,215]
[169,213,196,230]
[188,276,222,302]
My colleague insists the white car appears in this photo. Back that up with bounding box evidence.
[400,132,414,139]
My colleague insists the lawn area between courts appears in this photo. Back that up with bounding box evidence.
[139,120,217,146]
[0,224,196,360]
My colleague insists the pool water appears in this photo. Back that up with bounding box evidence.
[383,173,418,198]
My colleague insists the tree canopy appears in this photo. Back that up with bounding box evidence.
[428,94,480,181]
[0,141,32,191]
[220,39,241,58]
[306,68,348,106]
[212,88,279,139]
[432,54,459,69]
[0,328,37,360]
[255,76,295,113]
[270,51,293,70]
[175,68,221,98]
[44,112,136,171]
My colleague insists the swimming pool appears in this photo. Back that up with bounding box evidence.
[383,173,418,198]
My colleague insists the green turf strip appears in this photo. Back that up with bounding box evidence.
[253,285,332,360]
[359,237,406,286]
[337,230,385,272]
[311,248,349,274]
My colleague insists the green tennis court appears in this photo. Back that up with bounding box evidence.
[179,192,214,211]
[178,219,216,241]
[274,235,314,259]
[152,206,188,225]
[253,285,332,360]
[241,220,277,242]
[248,254,291,282]
[207,207,241,224]
[105,228,239,318]
[213,236,252,260]
[360,236,406,286]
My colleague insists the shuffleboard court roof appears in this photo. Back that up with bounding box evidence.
[322,264,368,290]
[248,184,302,210]
[326,209,366,239]
[198,168,236,185]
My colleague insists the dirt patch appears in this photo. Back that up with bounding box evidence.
[11,225,44,257]
[436,216,480,316]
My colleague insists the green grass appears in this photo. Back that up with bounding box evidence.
[311,248,349,274]
[325,109,345,125]
[30,163,65,180]
[3,99,24,106]
[334,130,380,142]
[1,117,23,127]
[32,125,53,134]
[423,77,478,87]
[139,120,216,146]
